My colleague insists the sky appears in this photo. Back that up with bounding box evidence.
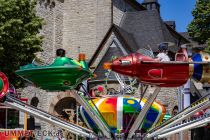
[137,0,196,32]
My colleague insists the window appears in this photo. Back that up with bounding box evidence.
[0,108,19,129]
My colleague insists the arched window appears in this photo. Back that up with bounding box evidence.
[28,97,40,130]
[31,97,39,107]
[54,97,76,121]
[172,106,178,116]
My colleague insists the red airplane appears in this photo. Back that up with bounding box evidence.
[104,48,210,87]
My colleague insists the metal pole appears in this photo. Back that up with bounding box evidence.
[147,94,210,138]
[24,112,28,130]
[7,95,92,132]
[148,94,210,133]
[73,92,111,138]
[5,108,7,128]
[24,98,28,130]
[183,80,190,140]
[183,80,191,108]
[127,87,161,139]
[179,86,183,140]
[4,101,95,138]
[3,97,95,139]
[76,105,79,140]
[179,80,190,140]
[146,98,210,138]
[158,113,210,138]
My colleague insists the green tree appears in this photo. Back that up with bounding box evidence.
[0,0,43,87]
[188,0,210,53]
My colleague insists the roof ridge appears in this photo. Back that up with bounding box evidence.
[119,12,127,27]
[124,0,146,11]
[159,16,169,41]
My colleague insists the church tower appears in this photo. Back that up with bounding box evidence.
[142,0,160,12]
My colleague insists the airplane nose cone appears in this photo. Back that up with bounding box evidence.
[103,62,112,70]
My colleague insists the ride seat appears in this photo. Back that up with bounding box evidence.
[175,48,188,62]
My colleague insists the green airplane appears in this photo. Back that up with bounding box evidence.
[16,54,92,91]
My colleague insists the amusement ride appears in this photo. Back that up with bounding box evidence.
[0,45,210,139]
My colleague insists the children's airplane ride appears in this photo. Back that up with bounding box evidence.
[1,47,210,139]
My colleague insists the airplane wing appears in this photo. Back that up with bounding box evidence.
[141,61,210,65]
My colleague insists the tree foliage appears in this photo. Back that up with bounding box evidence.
[188,0,210,53]
[0,0,43,87]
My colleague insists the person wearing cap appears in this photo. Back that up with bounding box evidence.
[155,43,170,61]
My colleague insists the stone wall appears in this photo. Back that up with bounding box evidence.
[36,0,64,63]
[140,87,178,114]
[21,85,78,139]
[20,86,49,136]
[35,0,138,62]
[62,0,112,60]
[154,87,178,114]
[96,0,112,46]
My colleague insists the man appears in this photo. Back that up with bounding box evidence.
[155,43,170,61]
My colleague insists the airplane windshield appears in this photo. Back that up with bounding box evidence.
[137,46,155,58]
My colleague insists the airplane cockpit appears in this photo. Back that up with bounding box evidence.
[137,42,191,62]
[137,45,155,58]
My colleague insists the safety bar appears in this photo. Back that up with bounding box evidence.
[157,113,210,139]
[146,93,210,138]
[148,93,210,133]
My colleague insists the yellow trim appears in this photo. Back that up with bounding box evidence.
[201,52,210,83]
[189,64,194,77]
[127,100,135,104]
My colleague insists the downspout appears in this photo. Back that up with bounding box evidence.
[111,0,113,24]
[177,37,182,47]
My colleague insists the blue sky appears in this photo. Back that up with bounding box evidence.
[137,0,196,32]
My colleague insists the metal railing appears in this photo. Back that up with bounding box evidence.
[3,95,96,139]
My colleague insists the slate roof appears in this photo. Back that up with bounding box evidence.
[143,0,158,3]
[165,21,176,30]
[180,32,190,40]
[124,0,146,11]
[120,10,189,53]
[114,25,139,52]
[180,32,208,50]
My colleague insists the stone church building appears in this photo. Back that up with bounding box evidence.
[21,0,190,139]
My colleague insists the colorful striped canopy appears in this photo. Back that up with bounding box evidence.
[80,96,166,133]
